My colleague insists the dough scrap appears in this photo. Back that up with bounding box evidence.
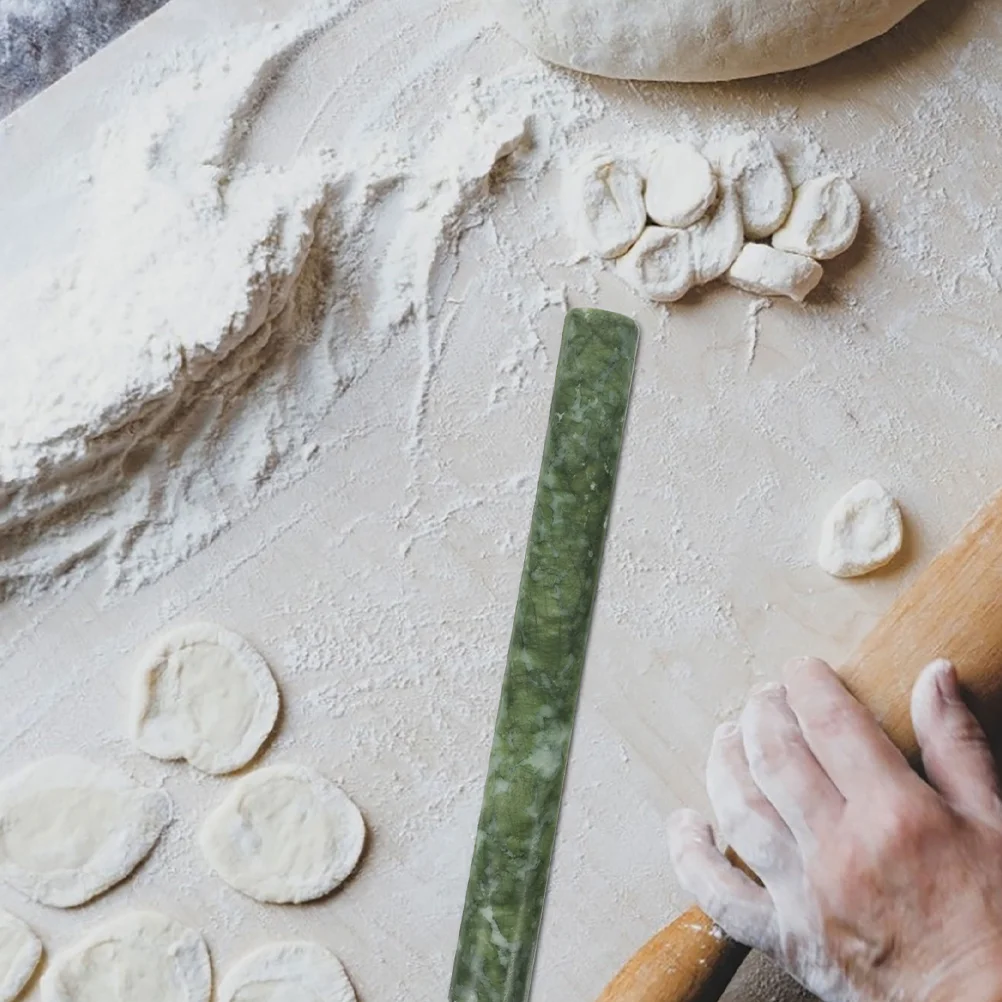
[569,153,647,259]
[40,911,211,1002]
[132,622,280,775]
[219,942,355,1002]
[727,244,823,302]
[772,174,862,260]
[617,226,694,303]
[645,142,717,229]
[200,765,365,904]
[818,480,904,578]
[0,757,172,907]
[689,182,744,284]
[498,0,927,83]
[708,133,792,239]
[0,910,41,1002]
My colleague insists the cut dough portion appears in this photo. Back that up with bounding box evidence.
[708,133,792,239]
[617,226,694,303]
[569,153,647,259]
[727,244,823,302]
[200,765,365,904]
[0,757,172,907]
[818,480,904,578]
[132,622,280,775]
[645,142,717,229]
[498,0,927,83]
[0,910,41,1002]
[772,174,862,260]
[689,182,744,284]
[219,942,355,1002]
[40,911,211,1002]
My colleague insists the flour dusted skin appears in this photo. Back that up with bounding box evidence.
[499,0,929,82]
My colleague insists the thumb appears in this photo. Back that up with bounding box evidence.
[911,659,1002,826]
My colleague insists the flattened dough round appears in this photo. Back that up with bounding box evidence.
[40,911,211,1002]
[132,622,280,775]
[0,757,172,907]
[0,910,42,1002]
[617,226,694,303]
[219,942,355,1002]
[200,765,365,904]
[499,0,928,82]
[818,480,904,578]
[772,174,862,260]
[645,142,717,229]
[568,152,647,259]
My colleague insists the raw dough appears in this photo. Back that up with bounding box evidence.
[131,622,280,775]
[0,910,41,1002]
[219,942,355,1002]
[645,142,717,229]
[772,174,862,260]
[818,480,904,578]
[40,911,211,1002]
[200,764,366,904]
[708,133,792,240]
[498,0,928,82]
[569,153,647,258]
[727,244,823,302]
[0,757,172,907]
[617,226,694,302]
[689,182,744,284]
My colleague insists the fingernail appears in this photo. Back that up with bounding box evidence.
[716,720,740,739]
[929,658,958,700]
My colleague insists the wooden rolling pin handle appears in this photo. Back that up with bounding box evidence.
[597,493,1002,1002]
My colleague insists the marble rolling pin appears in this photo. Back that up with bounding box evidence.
[449,308,639,1002]
[598,494,1002,1002]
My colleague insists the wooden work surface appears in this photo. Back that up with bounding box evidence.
[1,1,1000,999]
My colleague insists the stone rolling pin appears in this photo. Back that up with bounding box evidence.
[597,491,1002,1002]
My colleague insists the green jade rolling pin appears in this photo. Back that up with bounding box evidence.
[449,308,639,1002]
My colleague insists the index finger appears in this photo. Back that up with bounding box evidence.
[783,657,918,799]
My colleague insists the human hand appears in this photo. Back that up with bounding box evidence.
[668,657,1002,1002]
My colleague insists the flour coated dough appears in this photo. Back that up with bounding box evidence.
[0,910,41,1002]
[708,133,792,240]
[645,142,717,229]
[498,0,928,82]
[0,757,172,907]
[772,174,862,260]
[727,244,823,302]
[570,153,647,258]
[200,765,366,904]
[689,182,744,284]
[40,911,211,1002]
[132,622,280,775]
[219,942,355,1002]
[818,480,904,578]
[617,226,694,302]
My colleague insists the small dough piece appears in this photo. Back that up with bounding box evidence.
[818,480,904,579]
[569,153,646,259]
[689,182,743,284]
[708,133,792,239]
[40,911,211,1002]
[0,910,41,1002]
[645,142,718,229]
[0,757,172,907]
[772,174,862,260]
[132,622,280,775]
[617,226,694,303]
[219,942,355,1002]
[727,243,823,302]
[200,765,365,904]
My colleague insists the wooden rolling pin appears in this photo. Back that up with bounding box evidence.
[598,492,1002,1002]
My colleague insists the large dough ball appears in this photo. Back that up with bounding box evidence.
[499,0,928,82]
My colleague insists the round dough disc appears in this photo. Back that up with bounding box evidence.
[219,942,356,1002]
[499,0,929,82]
[0,909,42,1002]
[568,152,647,259]
[645,142,717,229]
[200,765,366,904]
[772,174,862,260]
[132,622,280,775]
[40,911,211,1002]
[0,756,172,907]
[617,226,694,303]
[818,480,904,578]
